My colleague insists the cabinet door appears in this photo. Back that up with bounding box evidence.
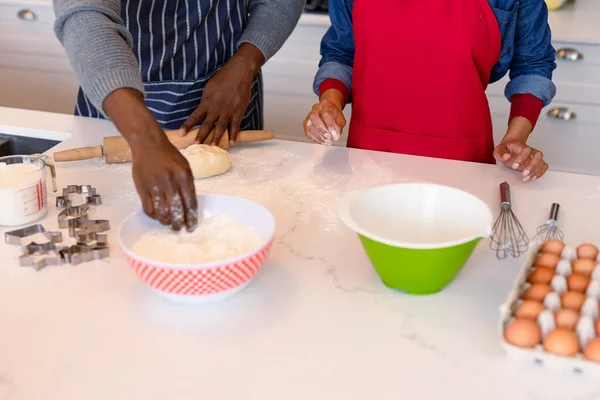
[0,66,78,114]
[0,2,78,114]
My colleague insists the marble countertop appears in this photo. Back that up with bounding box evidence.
[1,107,600,399]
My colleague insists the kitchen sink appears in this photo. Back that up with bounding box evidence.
[0,133,60,157]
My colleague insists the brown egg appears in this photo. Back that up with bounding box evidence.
[540,240,565,256]
[543,328,580,357]
[595,319,600,336]
[522,284,552,302]
[555,309,580,330]
[583,338,600,362]
[566,273,591,293]
[534,253,561,269]
[572,259,596,277]
[527,267,555,285]
[515,300,546,320]
[561,291,587,312]
[577,244,599,260]
[504,318,542,348]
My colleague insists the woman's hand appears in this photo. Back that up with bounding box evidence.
[493,116,548,182]
[179,43,264,146]
[303,89,346,145]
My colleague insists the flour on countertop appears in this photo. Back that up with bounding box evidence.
[131,213,263,264]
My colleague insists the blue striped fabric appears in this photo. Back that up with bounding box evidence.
[75,0,263,131]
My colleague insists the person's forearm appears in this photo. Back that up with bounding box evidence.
[238,0,304,61]
[103,89,167,151]
[53,0,144,114]
[501,117,533,143]
[320,89,346,111]
[229,43,265,77]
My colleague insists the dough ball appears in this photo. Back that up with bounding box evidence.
[181,144,231,179]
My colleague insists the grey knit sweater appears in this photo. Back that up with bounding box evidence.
[52,0,304,114]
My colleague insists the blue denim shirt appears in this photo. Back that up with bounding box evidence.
[314,0,557,106]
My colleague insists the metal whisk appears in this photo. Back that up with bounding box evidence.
[533,203,564,242]
[490,182,529,259]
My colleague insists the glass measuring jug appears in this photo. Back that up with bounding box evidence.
[0,154,57,226]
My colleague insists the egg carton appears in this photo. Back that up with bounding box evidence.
[499,242,600,375]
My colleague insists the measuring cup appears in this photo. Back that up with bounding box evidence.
[0,154,57,226]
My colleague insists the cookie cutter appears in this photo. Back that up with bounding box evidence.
[55,185,102,208]
[18,253,63,271]
[56,185,109,245]
[59,244,110,265]
[4,225,65,271]
[4,224,63,246]
[57,204,90,229]
[6,183,111,270]
[23,241,63,255]
[64,217,110,246]
[74,230,109,247]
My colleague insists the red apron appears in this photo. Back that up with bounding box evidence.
[348,0,501,164]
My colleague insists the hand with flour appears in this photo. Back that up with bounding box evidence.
[104,89,198,232]
[303,88,347,146]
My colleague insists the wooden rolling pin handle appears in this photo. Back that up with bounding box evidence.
[53,145,104,162]
[235,130,275,143]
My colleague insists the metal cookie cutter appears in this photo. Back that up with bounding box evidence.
[56,185,102,208]
[72,220,110,247]
[60,244,110,265]
[5,224,63,246]
[23,241,63,255]
[55,185,110,246]
[4,224,65,271]
[57,204,90,229]
[19,253,63,271]
[20,241,67,271]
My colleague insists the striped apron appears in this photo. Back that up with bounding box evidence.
[74,0,263,132]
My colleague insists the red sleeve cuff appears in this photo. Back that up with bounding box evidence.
[319,78,350,103]
[509,94,544,129]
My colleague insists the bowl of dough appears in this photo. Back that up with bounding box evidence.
[118,194,275,304]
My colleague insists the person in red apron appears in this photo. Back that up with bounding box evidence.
[303,0,556,182]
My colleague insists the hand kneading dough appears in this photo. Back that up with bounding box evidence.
[181,144,231,179]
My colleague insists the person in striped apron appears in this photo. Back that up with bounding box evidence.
[53,0,304,231]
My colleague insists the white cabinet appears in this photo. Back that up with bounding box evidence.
[0,0,78,114]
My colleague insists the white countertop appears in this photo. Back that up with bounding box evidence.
[1,107,600,399]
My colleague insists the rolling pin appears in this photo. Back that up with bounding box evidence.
[53,128,274,164]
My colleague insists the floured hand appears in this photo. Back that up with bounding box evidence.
[303,95,346,146]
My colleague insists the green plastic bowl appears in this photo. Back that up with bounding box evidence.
[339,183,493,295]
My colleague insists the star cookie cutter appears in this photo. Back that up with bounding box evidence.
[4,224,63,246]
[18,253,63,271]
[22,241,64,255]
[4,225,65,271]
